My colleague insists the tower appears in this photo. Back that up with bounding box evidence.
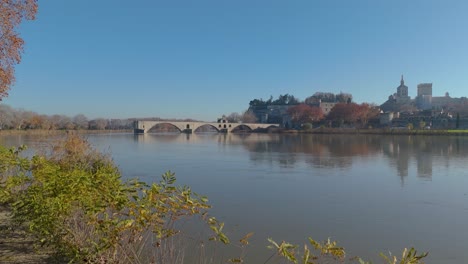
[397,75,409,98]
[416,83,433,110]
[417,83,432,97]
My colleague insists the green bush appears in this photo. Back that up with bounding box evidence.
[302,123,313,130]
[0,135,216,263]
[266,237,427,264]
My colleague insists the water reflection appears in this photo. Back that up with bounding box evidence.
[132,133,468,182]
[133,133,183,143]
[237,134,468,183]
[382,136,468,181]
[240,134,381,169]
[6,133,468,185]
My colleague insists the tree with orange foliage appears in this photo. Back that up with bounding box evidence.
[327,103,353,126]
[328,102,379,127]
[0,0,37,99]
[287,103,324,126]
[356,103,380,127]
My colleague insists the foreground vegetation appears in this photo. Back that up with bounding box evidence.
[0,135,428,263]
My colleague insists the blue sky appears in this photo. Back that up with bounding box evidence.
[5,0,468,121]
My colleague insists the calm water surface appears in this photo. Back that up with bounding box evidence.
[1,133,468,263]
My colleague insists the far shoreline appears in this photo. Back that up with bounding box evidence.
[272,127,468,136]
[0,129,133,136]
[1,128,468,136]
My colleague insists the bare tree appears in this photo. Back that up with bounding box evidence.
[226,112,241,123]
[73,114,88,129]
[89,118,108,130]
[0,104,14,128]
[59,116,74,130]
[241,110,257,123]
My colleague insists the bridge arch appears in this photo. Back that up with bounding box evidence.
[230,124,254,132]
[193,124,220,133]
[147,122,183,133]
[265,124,280,129]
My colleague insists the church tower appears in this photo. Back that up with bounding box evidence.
[397,75,409,98]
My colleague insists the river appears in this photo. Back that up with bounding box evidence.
[1,133,467,263]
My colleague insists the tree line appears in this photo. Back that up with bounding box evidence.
[0,104,213,131]
[0,104,134,130]
[249,92,353,108]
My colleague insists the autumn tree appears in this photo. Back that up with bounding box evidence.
[327,103,365,126]
[328,103,379,127]
[27,113,44,129]
[356,103,380,127]
[327,103,353,126]
[287,103,324,126]
[0,0,37,99]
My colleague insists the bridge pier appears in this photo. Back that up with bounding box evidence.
[134,128,145,134]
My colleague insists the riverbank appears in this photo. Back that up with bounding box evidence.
[0,206,52,263]
[273,127,468,136]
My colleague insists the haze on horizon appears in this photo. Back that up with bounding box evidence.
[5,0,468,121]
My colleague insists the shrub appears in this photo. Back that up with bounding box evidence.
[267,237,427,264]
[0,135,216,263]
[302,123,313,130]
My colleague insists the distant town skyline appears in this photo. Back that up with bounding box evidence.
[5,0,468,121]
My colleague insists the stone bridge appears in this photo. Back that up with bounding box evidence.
[134,120,279,133]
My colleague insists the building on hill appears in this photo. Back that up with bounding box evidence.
[397,75,409,99]
[380,76,460,113]
[319,102,337,115]
[431,92,454,110]
[305,99,336,115]
[380,75,415,112]
[416,83,433,110]
[417,83,432,97]
[379,76,468,128]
